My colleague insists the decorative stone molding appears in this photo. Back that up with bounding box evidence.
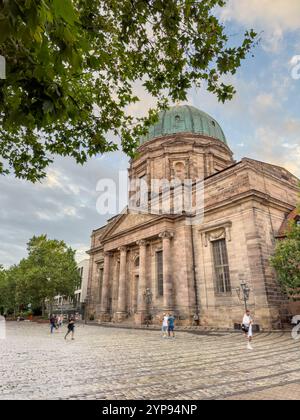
[136,240,148,247]
[118,246,128,253]
[169,158,190,181]
[130,251,139,262]
[96,263,104,272]
[150,243,163,256]
[159,231,174,240]
[199,221,232,247]
[103,251,113,258]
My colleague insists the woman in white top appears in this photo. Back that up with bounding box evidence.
[162,313,169,338]
[242,310,254,350]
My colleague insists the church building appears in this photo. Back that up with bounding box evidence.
[86,105,299,330]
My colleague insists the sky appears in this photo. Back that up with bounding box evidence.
[1,0,300,268]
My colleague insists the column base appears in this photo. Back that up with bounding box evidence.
[99,312,111,322]
[115,312,128,322]
[134,312,147,325]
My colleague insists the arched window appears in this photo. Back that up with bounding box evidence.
[135,256,140,267]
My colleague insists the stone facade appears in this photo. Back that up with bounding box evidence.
[86,107,299,330]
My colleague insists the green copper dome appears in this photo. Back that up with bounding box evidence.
[140,105,227,145]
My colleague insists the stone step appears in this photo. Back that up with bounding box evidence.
[87,321,291,333]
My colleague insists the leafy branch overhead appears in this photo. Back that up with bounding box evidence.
[0,0,257,181]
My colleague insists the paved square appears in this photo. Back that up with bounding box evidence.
[0,322,300,400]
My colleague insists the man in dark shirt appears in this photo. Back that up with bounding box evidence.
[64,317,75,340]
[50,315,56,334]
[168,313,175,338]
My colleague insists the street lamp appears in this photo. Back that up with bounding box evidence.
[235,282,250,311]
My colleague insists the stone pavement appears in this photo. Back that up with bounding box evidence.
[0,322,300,400]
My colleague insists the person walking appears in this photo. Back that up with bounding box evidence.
[64,316,75,340]
[242,309,254,350]
[50,315,56,334]
[168,313,175,338]
[162,313,169,338]
[57,315,63,329]
[193,313,199,326]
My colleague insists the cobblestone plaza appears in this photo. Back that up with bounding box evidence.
[0,322,300,400]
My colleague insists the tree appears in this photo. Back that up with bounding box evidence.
[0,265,8,313]
[19,235,81,314]
[271,219,300,298]
[0,0,258,181]
[0,265,19,314]
[0,236,80,316]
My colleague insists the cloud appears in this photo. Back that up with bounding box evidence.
[35,206,81,221]
[262,28,284,53]
[0,151,129,268]
[254,93,279,111]
[219,0,300,52]
[220,0,300,31]
[189,56,300,179]
[250,124,300,175]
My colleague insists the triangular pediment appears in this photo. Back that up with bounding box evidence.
[101,210,160,241]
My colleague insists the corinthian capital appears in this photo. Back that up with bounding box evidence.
[159,231,174,240]
[118,246,127,253]
[104,251,113,258]
[136,240,147,247]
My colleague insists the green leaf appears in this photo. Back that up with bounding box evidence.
[0,0,258,181]
[0,19,10,43]
[52,0,77,25]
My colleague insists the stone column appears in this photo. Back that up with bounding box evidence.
[135,240,147,324]
[112,257,120,316]
[116,246,127,321]
[100,252,112,321]
[132,274,138,313]
[159,231,174,310]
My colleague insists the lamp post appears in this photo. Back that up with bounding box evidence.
[235,282,250,311]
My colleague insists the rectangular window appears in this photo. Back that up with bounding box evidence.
[98,267,104,300]
[212,239,231,294]
[138,174,148,210]
[156,251,164,296]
